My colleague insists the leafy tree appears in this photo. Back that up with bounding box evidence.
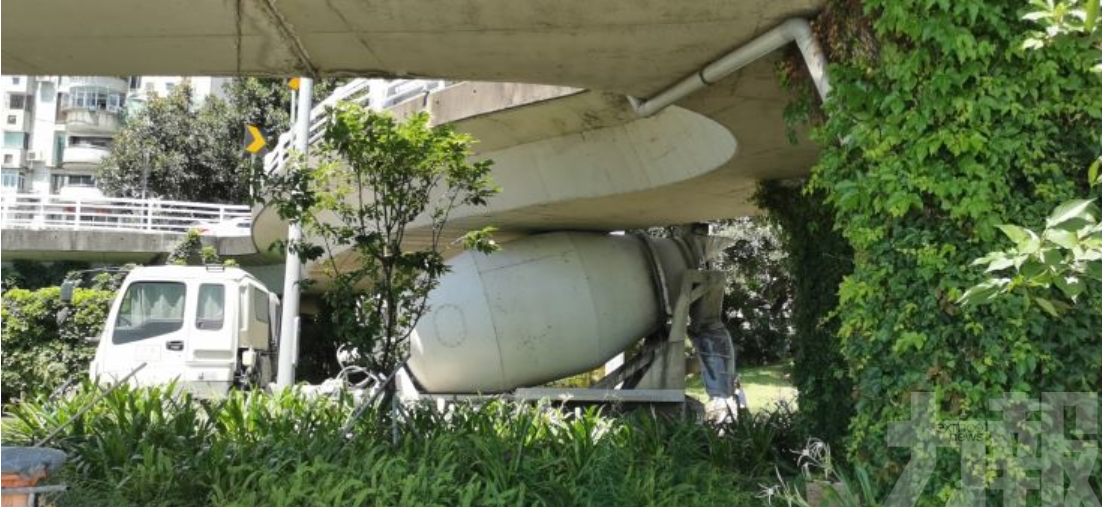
[257,103,498,387]
[97,82,249,203]
[228,78,347,138]
[715,217,795,366]
[98,78,347,204]
[638,222,796,366]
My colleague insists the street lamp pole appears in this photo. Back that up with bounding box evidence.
[275,77,313,388]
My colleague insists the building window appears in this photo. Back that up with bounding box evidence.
[50,173,97,193]
[54,134,65,164]
[69,136,112,149]
[68,174,95,187]
[3,155,13,166]
[8,94,27,111]
[3,132,25,149]
[128,76,142,90]
[39,82,55,103]
[11,77,20,85]
[2,169,24,190]
[65,87,125,112]
[6,115,16,125]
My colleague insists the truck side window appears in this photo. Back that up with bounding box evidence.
[252,286,269,323]
[113,282,185,344]
[196,284,225,331]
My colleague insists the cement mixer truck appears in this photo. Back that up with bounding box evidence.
[405,230,739,413]
[79,231,740,413]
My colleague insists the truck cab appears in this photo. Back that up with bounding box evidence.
[89,265,279,397]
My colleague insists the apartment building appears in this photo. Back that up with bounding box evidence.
[0,75,229,196]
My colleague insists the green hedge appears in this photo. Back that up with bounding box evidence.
[1,287,115,403]
[810,0,1102,497]
[755,180,854,448]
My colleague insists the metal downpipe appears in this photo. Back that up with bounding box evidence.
[630,18,830,117]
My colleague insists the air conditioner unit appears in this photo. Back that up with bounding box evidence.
[25,151,43,162]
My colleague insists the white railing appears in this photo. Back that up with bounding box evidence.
[0,193,251,235]
[263,79,451,175]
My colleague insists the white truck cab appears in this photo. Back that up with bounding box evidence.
[88,265,280,397]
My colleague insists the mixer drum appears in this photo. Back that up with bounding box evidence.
[408,232,665,393]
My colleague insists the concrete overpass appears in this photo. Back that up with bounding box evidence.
[254,75,821,261]
[5,0,831,277]
[3,1,821,94]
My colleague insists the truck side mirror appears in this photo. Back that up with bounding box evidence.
[60,280,76,303]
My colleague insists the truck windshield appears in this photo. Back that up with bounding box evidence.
[112,282,186,344]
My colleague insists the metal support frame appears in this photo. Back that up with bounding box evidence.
[629,269,724,393]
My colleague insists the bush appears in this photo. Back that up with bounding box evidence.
[1,287,115,403]
[2,384,804,506]
[1,261,91,292]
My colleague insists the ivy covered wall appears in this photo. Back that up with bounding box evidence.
[808,0,1101,498]
[755,181,854,447]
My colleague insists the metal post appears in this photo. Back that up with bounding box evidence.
[140,147,150,200]
[276,77,312,388]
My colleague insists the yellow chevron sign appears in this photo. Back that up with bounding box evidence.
[244,125,267,154]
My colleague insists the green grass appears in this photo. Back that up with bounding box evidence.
[687,361,797,412]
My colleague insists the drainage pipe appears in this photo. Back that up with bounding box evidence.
[630,18,830,117]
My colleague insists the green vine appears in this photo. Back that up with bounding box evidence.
[806,0,1102,499]
[755,180,854,447]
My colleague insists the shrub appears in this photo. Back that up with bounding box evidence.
[1,261,91,292]
[2,384,799,506]
[1,287,115,403]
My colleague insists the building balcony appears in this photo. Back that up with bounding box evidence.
[60,108,121,134]
[61,145,110,169]
[63,76,128,94]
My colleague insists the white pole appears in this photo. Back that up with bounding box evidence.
[276,77,313,388]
